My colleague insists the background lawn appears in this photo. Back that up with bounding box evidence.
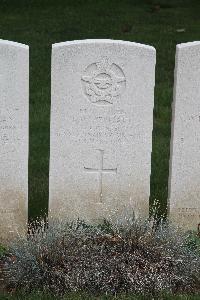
[0,0,200,220]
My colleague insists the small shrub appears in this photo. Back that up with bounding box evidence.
[0,245,7,258]
[1,218,200,296]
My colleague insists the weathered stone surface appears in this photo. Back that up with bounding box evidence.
[49,39,155,223]
[168,41,200,230]
[0,40,29,243]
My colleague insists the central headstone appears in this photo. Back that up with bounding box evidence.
[49,39,155,223]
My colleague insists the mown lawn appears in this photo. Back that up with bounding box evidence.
[0,0,199,218]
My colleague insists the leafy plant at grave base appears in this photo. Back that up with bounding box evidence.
[186,232,200,254]
[0,217,200,297]
[0,245,7,258]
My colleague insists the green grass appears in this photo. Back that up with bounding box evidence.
[0,0,200,219]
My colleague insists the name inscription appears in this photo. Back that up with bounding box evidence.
[0,208,20,213]
[177,207,200,218]
[0,107,18,156]
[63,109,133,144]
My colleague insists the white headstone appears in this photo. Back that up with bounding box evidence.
[169,42,200,230]
[0,40,29,243]
[49,39,156,223]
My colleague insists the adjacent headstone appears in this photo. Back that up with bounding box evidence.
[49,39,155,223]
[0,40,29,243]
[169,42,200,230]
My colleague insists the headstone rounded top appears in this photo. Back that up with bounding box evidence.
[52,39,155,53]
[177,41,200,50]
[0,39,28,49]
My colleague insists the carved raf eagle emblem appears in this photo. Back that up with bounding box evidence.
[81,57,126,106]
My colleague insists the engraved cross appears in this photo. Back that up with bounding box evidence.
[84,149,117,203]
